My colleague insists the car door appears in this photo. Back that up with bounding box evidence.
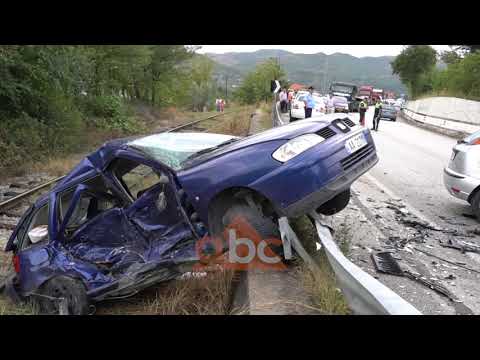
[107,156,198,261]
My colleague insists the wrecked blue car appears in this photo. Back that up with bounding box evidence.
[4,113,378,314]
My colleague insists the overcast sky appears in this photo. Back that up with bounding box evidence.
[196,45,451,57]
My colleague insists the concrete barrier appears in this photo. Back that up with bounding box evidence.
[403,97,480,137]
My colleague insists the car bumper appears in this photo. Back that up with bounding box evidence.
[380,113,397,120]
[283,148,378,217]
[443,167,479,202]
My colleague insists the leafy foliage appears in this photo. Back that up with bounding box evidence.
[234,58,286,104]
[0,45,220,168]
[391,45,437,98]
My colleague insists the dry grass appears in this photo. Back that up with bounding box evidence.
[95,269,235,315]
[201,106,255,136]
[0,296,38,315]
[289,216,351,315]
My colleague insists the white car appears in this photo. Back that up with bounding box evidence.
[290,94,326,121]
[444,129,480,219]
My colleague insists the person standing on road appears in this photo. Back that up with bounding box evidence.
[287,89,294,111]
[359,97,368,126]
[220,99,225,112]
[279,88,288,113]
[303,86,316,118]
[372,98,383,131]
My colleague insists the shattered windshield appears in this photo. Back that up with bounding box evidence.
[127,132,239,170]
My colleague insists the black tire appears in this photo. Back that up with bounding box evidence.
[223,203,283,258]
[470,191,480,220]
[37,276,89,315]
[316,189,351,216]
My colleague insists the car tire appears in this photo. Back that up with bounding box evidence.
[37,276,89,315]
[316,189,351,216]
[470,191,480,220]
[220,202,283,259]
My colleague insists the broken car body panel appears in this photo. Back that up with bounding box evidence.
[5,115,378,304]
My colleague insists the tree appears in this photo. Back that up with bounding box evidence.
[235,58,286,104]
[391,45,437,98]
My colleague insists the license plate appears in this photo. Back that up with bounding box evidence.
[345,132,368,154]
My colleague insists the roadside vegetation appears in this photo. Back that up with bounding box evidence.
[234,59,286,105]
[0,45,236,172]
[289,216,351,315]
[391,45,480,100]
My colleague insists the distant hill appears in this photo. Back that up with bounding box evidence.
[206,50,409,95]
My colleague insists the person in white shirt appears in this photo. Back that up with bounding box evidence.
[279,89,288,113]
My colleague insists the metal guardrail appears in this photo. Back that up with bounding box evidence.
[402,107,479,127]
[273,101,422,315]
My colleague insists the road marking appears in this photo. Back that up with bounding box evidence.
[363,172,442,229]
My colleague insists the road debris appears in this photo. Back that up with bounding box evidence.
[439,238,480,254]
[413,247,480,274]
[371,252,463,304]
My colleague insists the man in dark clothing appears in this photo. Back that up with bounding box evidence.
[372,99,383,131]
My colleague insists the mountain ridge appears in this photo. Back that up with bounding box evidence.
[205,49,407,94]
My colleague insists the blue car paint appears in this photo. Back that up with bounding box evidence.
[5,115,377,303]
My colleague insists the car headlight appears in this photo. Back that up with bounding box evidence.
[272,134,324,163]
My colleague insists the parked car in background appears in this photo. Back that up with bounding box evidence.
[290,94,326,121]
[4,119,379,313]
[332,96,349,113]
[395,98,405,111]
[444,130,480,220]
[379,102,398,121]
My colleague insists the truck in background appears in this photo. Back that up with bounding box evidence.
[372,88,384,103]
[358,85,374,104]
[329,82,359,112]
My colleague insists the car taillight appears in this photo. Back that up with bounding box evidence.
[12,255,20,273]
[472,138,480,145]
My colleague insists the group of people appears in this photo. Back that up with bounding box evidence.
[279,86,319,117]
[280,86,384,129]
[359,97,383,131]
[215,98,225,112]
[279,88,295,113]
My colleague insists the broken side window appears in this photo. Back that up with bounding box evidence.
[58,175,120,237]
[111,159,167,201]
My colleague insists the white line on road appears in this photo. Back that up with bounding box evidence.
[363,172,442,230]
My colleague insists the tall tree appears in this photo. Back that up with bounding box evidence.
[235,58,286,104]
[391,45,437,98]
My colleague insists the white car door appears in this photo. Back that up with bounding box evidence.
[291,95,306,119]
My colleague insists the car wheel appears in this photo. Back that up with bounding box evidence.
[37,276,89,315]
[316,189,351,216]
[470,191,480,220]
[220,202,283,259]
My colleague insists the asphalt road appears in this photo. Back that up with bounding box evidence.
[354,107,480,233]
